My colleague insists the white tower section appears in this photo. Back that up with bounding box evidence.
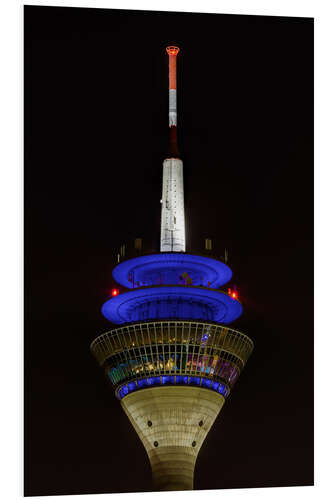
[160,46,186,253]
[160,158,185,252]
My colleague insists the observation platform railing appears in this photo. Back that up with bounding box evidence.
[90,321,253,390]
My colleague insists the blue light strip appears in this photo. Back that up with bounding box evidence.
[114,374,230,400]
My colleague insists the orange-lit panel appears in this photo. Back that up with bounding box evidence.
[166,46,180,56]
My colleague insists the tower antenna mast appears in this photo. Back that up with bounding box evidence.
[160,46,186,253]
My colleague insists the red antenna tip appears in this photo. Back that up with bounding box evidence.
[166,46,180,56]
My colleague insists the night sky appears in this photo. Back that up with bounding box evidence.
[24,6,313,496]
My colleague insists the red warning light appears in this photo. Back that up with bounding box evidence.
[166,46,180,56]
[227,288,238,299]
[111,288,119,297]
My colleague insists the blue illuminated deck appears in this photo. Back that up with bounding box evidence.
[112,253,232,289]
[101,285,242,324]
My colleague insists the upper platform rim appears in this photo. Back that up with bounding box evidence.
[112,252,232,289]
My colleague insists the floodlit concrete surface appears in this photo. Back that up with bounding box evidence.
[121,385,224,491]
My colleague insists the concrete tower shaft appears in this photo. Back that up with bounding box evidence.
[122,386,224,491]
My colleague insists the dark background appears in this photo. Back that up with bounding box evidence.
[24,6,314,496]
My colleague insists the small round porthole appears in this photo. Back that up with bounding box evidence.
[154,441,158,448]
[147,421,152,427]
[199,420,203,427]
[192,441,196,447]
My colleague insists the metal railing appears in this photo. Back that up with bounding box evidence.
[90,321,253,390]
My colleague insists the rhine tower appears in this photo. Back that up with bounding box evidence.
[91,46,254,492]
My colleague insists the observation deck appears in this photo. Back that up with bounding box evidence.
[102,252,242,325]
[101,285,242,324]
[112,252,232,288]
[97,251,248,400]
[91,320,253,400]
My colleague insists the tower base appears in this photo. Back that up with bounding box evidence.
[121,385,224,491]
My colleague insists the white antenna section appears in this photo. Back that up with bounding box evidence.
[160,158,185,252]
